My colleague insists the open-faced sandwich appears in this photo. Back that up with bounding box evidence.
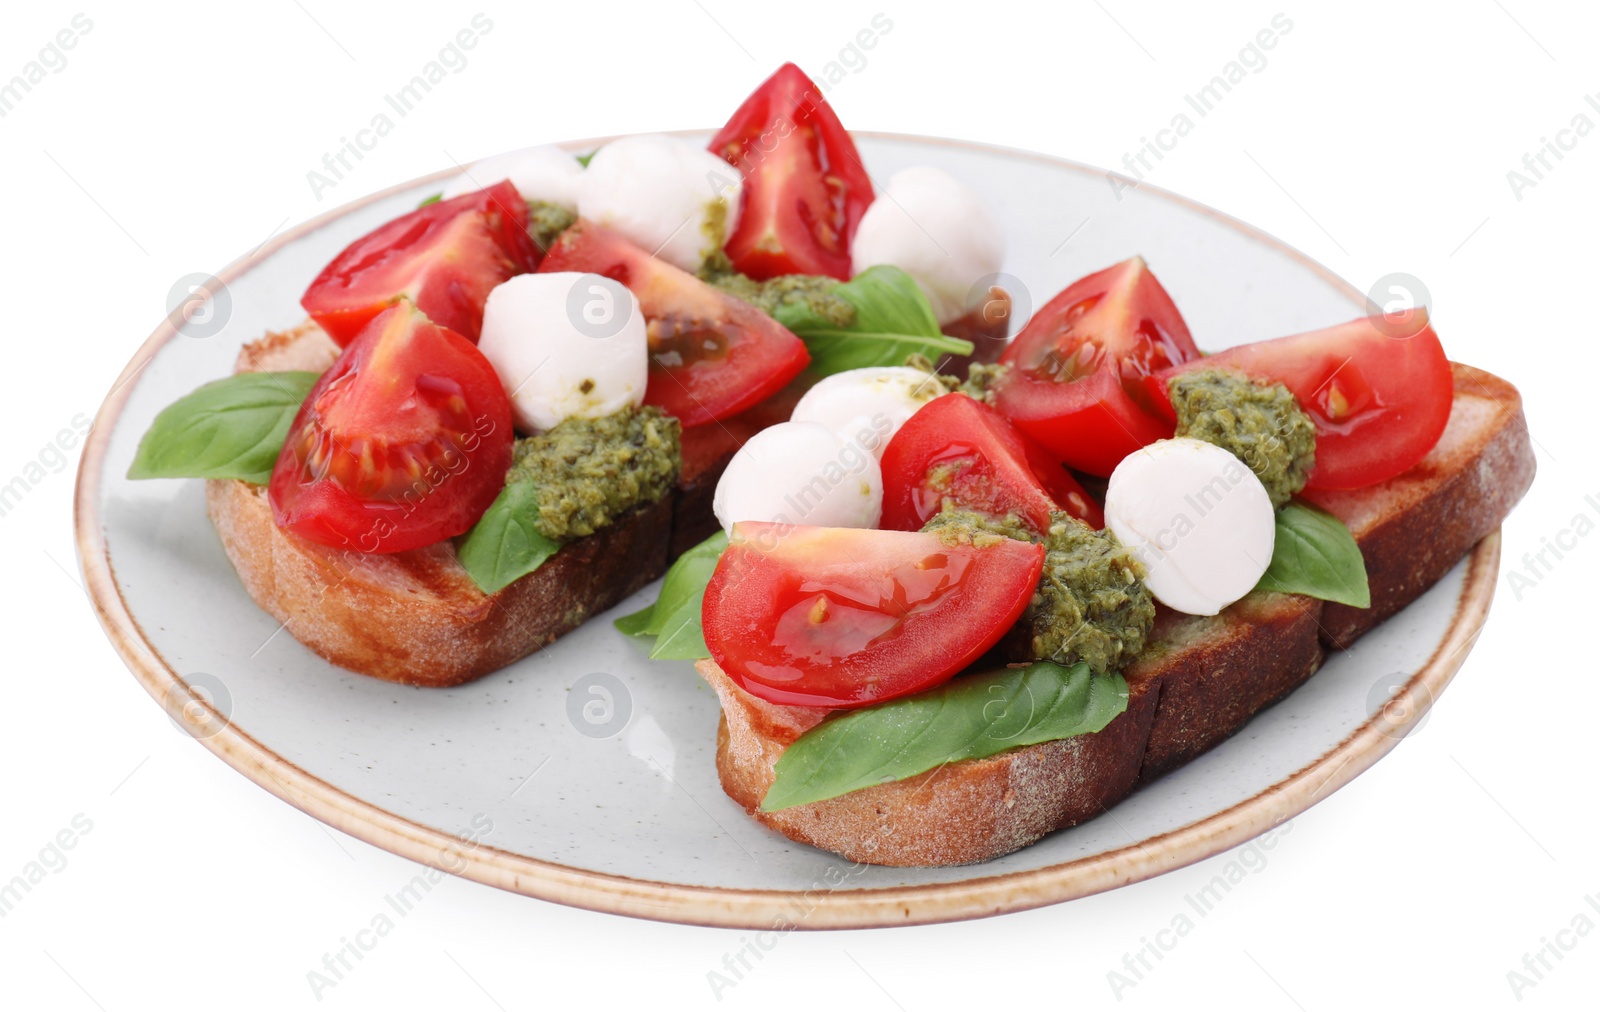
[128,64,1012,685]
[618,255,1534,867]
[128,61,1534,870]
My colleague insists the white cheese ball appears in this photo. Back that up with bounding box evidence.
[576,134,742,272]
[440,145,584,209]
[1104,438,1277,617]
[849,166,1005,325]
[478,272,648,433]
[790,367,947,460]
[713,421,883,534]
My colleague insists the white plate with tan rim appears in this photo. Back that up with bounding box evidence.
[76,133,1498,929]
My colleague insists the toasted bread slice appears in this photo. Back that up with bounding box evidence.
[207,298,1010,686]
[700,363,1534,865]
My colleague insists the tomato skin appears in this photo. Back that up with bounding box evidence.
[994,257,1201,476]
[1151,313,1454,490]
[880,393,1104,535]
[704,522,1045,708]
[709,62,874,281]
[302,181,539,346]
[538,219,810,427]
[269,302,513,554]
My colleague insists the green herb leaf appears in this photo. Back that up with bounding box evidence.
[648,598,714,660]
[417,192,443,207]
[457,481,563,594]
[127,371,320,484]
[611,601,659,637]
[775,265,974,375]
[762,661,1129,811]
[1254,501,1371,608]
[576,149,597,168]
[614,531,727,658]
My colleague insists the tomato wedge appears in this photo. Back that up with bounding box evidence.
[709,62,874,281]
[302,181,539,346]
[538,219,810,427]
[1149,313,1454,490]
[993,257,1201,476]
[880,393,1104,535]
[704,522,1045,708]
[269,302,513,553]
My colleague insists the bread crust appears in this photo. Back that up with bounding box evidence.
[208,478,671,686]
[703,363,1535,866]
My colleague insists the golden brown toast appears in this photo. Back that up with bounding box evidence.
[699,363,1535,866]
[207,301,1008,686]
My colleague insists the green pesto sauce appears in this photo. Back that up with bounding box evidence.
[922,508,1155,676]
[527,200,577,255]
[901,355,1011,405]
[960,362,1012,405]
[697,198,857,327]
[507,405,680,542]
[1169,369,1316,510]
[921,508,1030,549]
[703,269,856,326]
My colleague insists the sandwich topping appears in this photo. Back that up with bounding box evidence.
[527,200,576,255]
[922,508,1154,676]
[505,404,680,542]
[1169,369,1316,510]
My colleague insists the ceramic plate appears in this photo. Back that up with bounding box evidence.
[76,134,1498,928]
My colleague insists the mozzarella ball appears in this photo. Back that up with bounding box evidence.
[713,421,882,534]
[478,272,648,433]
[440,145,584,208]
[850,166,1005,325]
[790,367,947,460]
[1104,438,1276,616]
[576,134,742,272]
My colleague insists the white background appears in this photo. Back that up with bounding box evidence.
[2,1,1595,1008]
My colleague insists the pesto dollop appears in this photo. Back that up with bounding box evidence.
[702,269,856,326]
[527,200,577,255]
[922,508,1034,549]
[901,354,1011,405]
[960,361,1012,405]
[1169,369,1316,510]
[507,404,680,542]
[921,508,1155,675]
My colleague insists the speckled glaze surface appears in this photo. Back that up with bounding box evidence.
[76,135,1499,928]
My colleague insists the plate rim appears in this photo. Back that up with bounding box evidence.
[73,132,1501,929]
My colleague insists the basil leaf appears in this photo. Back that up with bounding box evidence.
[775,265,975,375]
[615,531,727,657]
[417,192,442,207]
[762,661,1129,811]
[457,481,563,594]
[127,371,319,484]
[576,149,597,168]
[611,601,659,637]
[1254,501,1371,608]
[648,596,714,660]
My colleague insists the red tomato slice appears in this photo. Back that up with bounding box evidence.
[269,302,513,553]
[538,220,810,427]
[1150,313,1454,490]
[709,62,874,281]
[993,257,1201,476]
[302,181,539,346]
[703,522,1045,708]
[880,393,1104,535]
